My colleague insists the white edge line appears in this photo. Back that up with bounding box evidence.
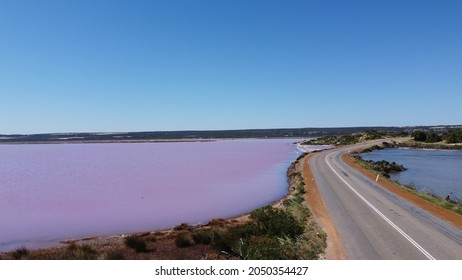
[325,151,436,260]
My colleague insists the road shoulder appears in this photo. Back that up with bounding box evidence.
[302,153,347,260]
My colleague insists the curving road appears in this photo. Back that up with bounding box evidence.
[310,142,462,259]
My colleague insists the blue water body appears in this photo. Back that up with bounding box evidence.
[361,148,462,200]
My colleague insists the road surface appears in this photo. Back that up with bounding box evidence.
[310,142,462,259]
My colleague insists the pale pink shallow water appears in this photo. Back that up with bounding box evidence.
[0,139,302,251]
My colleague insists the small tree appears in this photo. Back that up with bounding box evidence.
[425,132,442,143]
[445,129,462,143]
[248,206,304,239]
[411,130,427,142]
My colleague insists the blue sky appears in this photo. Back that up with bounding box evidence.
[1,0,461,134]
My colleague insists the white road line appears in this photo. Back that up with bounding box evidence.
[325,151,436,260]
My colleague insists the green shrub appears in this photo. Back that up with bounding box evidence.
[124,235,147,252]
[191,230,212,245]
[297,222,327,259]
[175,232,194,248]
[249,206,305,239]
[282,198,297,207]
[296,183,306,195]
[445,129,462,143]
[67,243,96,260]
[12,247,29,260]
[245,236,297,260]
[287,203,311,225]
[174,223,191,231]
[210,227,241,253]
[426,132,442,143]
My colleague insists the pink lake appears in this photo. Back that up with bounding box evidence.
[0,139,302,252]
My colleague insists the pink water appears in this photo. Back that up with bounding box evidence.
[0,139,301,251]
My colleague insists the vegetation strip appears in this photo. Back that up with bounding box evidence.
[304,129,462,218]
[353,144,407,178]
[303,129,462,149]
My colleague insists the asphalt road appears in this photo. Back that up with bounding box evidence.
[310,142,462,259]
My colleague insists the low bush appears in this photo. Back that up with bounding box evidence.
[67,243,96,260]
[249,206,305,239]
[124,235,147,252]
[174,223,191,231]
[191,230,212,245]
[12,247,29,260]
[245,236,295,260]
[207,219,227,227]
[357,156,406,178]
[175,232,194,248]
[211,226,247,252]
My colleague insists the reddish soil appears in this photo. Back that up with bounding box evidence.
[0,222,241,260]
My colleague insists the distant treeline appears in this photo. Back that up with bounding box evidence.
[411,129,462,144]
[0,127,403,143]
[301,130,408,146]
[1,125,461,143]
